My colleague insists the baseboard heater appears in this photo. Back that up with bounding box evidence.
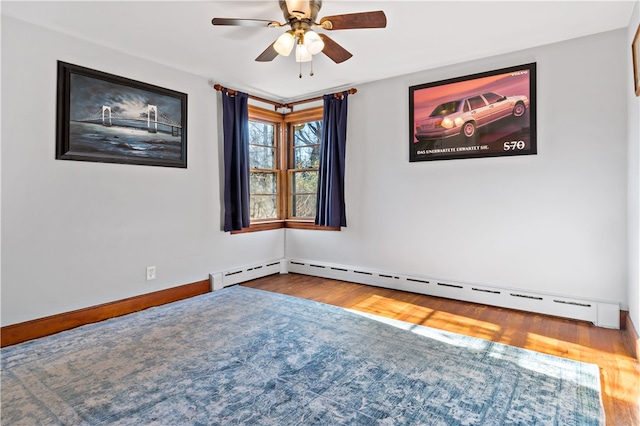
[210,258,620,329]
[209,259,286,291]
[287,259,620,329]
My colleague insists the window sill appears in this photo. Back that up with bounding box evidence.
[285,221,340,231]
[230,220,340,234]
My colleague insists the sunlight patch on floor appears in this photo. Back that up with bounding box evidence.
[350,294,501,341]
[350,294,435,324]
[427,310,501,341]
[346,308,490,352]
[346,307,601,391]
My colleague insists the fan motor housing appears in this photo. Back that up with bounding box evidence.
[279,0,322,22]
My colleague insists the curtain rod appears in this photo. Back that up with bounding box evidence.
[213,84,284,109]
[213,84,356,111]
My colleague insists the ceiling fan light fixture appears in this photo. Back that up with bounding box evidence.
[303,30,324,55]
[213,1,385,69]
[295,43,312,63]
[274,31,295,56]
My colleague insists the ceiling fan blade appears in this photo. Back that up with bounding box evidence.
[319,34,352,64]
[255,42,279,62]
[319,11,387,30]
[211,18,276,28]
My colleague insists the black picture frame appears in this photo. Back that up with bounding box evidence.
[56,61,187,168]
[409,63,536,162]
[633,23,640,96]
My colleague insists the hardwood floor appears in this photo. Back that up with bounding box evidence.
[242,273,640,426]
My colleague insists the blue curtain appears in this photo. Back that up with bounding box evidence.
[315,92,349,227]
[222,89,250,232]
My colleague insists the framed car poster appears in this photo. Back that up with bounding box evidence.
[409,63,536,162]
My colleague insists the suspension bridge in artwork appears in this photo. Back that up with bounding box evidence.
[73,105,182,136]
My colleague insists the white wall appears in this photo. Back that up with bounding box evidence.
[1,16,284,326]
[1,15,633,327]
[287,29,630,309]
[628,1,640,334]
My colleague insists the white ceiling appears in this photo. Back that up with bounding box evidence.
[1,1,635,102]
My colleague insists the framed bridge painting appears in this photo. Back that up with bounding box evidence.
[409,63,536,162]
[56,61,187,168]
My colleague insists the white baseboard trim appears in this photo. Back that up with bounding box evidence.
[210,257,620,329]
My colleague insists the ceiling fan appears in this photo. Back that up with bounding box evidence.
[211,0,387,65]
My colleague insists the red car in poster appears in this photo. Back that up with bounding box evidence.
[414,91,529,143]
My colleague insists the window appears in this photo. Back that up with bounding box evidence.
[239,105,336,233]
[286,109,322,220]
[468,96,486,110]
[430,101,460,116]
[482,92,503,105]
[248,106,282,222]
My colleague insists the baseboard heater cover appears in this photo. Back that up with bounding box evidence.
[208,258,619,329]
[286,258,620,329]
[210,259,286,291]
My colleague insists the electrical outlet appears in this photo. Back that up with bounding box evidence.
[146,266,156,281]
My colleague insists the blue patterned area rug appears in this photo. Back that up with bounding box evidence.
[2,286,604,425]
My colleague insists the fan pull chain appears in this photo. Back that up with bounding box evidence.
[298,58,315,79]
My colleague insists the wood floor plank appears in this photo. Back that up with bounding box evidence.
[241,273,640,426]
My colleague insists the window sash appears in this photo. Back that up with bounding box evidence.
[288,169,318,219]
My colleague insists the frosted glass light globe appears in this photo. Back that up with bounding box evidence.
[303,30,324,55]
[274,32,295,56]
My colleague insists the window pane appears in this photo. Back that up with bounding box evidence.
[251,195,277,220]
[290,171,317,218]
[430,101,461,117]
[249,121,274,147]
[250,145,275,169]
[293,146,320,169]
[250,172,277,194]
[250,171,277,220]
[482,92,502,104]
[468,96,486,110]
[291,170,318,194]
[293,121,322,147]
[291,194,316,218]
